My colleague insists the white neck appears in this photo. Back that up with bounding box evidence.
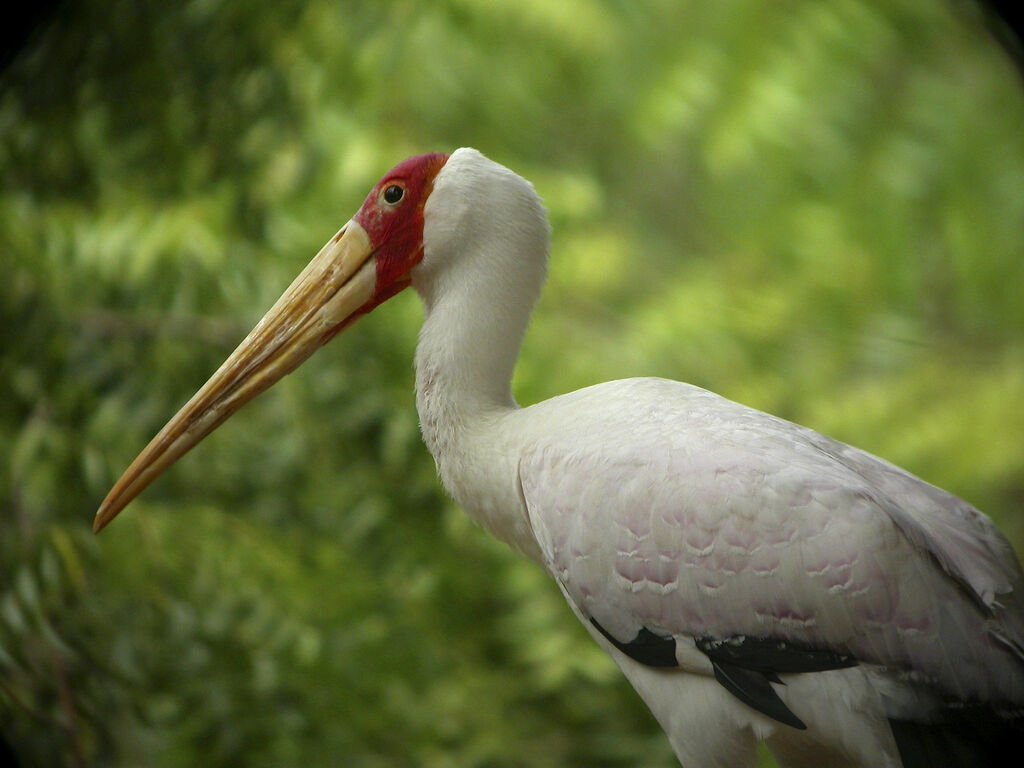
[409,148,549,554]
[411,190,546,456]
[414,277,519,413]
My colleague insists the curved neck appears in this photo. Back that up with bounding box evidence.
[411,202,547,461]
[407,147,550,557]
[413,261,529,427]
[410,245,545,560]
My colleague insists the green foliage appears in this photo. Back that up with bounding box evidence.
[1,1,1022,766]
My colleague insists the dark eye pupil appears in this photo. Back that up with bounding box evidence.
[383,185,404,204]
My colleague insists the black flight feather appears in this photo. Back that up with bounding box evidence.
[589,619,679,668]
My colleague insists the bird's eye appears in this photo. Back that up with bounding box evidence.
[382,185,404,205]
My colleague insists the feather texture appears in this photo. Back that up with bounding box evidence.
[411,149,1024,767]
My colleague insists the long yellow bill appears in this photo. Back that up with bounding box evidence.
[93,221,377,533]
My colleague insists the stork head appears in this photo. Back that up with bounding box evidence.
[93,151,450,532]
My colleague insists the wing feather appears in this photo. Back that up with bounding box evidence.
[517,378,1024,707]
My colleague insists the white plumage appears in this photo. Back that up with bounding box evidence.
[414,149,1024,766]
[97,147,1024,767]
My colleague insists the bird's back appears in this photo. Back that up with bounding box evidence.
[510,377,1024,765]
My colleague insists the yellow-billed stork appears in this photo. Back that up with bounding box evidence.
[95,149,1024,767]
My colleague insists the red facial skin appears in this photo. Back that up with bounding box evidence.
[353,152,450,311]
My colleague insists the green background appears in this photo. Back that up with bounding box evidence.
[2,1,1022,766]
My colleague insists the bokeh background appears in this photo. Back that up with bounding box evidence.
[2,1,1023,766]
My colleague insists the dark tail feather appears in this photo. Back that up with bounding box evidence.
[889,704,1024,768]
